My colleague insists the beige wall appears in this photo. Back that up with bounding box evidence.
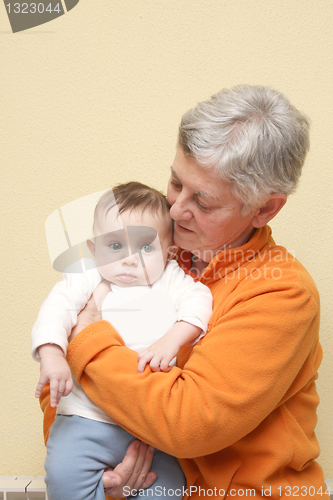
[1,0,332,480]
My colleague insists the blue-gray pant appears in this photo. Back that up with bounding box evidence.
[45,415,185,500]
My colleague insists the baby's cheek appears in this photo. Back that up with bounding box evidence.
[144,257,165,284]
[95,262,116,281]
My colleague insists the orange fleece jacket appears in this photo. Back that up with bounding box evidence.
[40,226,329,499]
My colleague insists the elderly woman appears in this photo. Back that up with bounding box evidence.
[41,85,328,499]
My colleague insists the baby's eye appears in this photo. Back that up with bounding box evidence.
[141,244,153,254]
[109,242,123,251]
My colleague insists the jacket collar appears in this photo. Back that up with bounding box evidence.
[178,225,274,286]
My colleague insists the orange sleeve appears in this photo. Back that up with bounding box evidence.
[39,383,56,446]
[67,279,320,459]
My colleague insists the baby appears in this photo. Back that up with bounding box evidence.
[32,182,213,500]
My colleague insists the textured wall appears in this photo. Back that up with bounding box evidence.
[1,0,332,479]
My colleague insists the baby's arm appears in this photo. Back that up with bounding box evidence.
[32,261,102,404]
[31,263,101,361]
[35,344,73,407]
[137,260,213,373]
[137,321,201,374]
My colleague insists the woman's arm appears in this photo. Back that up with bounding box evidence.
[66,278,321,458]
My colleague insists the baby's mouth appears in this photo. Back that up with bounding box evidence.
[116,274,137,282]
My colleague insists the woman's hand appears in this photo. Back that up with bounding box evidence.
[68,280,111,342]
[102,440,157,497]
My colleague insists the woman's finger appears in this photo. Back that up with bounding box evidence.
[132,441,156,491]
[102,440,156,497]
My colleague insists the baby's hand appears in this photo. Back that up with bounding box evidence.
[137,322,202,374]
[35,344,73,407]
[137,338,180,374]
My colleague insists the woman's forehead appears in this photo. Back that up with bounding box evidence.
[170,165,222,201]
[170,149,237,205]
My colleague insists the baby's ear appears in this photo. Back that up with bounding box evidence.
[167,245,179,261]
[86,238,95,257]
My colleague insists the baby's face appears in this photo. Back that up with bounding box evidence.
[88,207,173,287]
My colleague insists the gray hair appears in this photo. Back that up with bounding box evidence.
[178,85,310,213]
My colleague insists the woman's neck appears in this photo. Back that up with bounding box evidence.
[191,255,208,275]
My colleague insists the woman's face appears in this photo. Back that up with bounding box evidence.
[167,147,259,264]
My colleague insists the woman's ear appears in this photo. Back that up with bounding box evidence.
[86,238,96,257]
[251,194,287,228]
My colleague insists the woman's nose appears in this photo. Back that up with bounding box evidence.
[169,195,193,220]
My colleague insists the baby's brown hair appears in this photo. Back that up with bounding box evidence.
[94,181,171,230]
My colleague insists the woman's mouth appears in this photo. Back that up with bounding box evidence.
[174,222,194,233]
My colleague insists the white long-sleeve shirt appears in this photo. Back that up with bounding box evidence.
[32,258,213,423]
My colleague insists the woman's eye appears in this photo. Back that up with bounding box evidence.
[197,202,212,211]
[170,179,182,190]
[109,242,122,251]
[141,244,153,253]
[195,197,213,212]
